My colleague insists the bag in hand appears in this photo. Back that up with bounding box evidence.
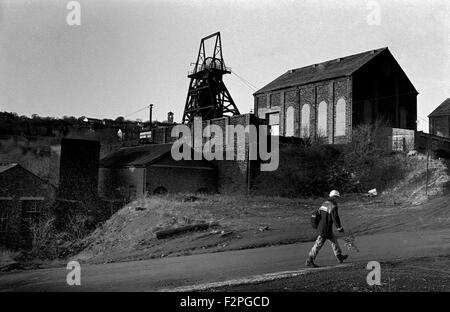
[310,209,321,229]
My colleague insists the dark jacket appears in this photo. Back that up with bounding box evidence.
[317,198,343,239]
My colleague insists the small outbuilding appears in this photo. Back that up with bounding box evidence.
[428,98,450,138]
[98,143,217,201]
[0,163,56,249]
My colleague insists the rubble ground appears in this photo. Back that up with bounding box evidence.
[72,154,449,264]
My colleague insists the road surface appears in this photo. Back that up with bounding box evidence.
[1,229,449,291]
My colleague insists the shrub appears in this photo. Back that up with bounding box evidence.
[27,213,58,259]
[252,143,343,197]
[20,201,101,260]
[252,120,406,197]
[340,120,405,191]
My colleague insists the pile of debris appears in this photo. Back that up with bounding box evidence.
[75,195,218,262]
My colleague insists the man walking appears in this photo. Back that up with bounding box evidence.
[306,190,348,267]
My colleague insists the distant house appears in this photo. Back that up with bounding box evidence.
[0,163,56,249]
[98,144,217,201]
[254,47,418,143]
[428,98,450,138]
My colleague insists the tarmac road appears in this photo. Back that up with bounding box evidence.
[0,229,449,291]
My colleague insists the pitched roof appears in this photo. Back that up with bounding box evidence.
[428,98,450,118]
[100,144,173,168]
[0,163,53,188]
[0,163,18,174]
[254,47,388,95]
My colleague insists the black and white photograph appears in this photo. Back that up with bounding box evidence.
[0,0,449,303]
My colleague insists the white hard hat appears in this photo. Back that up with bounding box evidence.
[329,190,340,198]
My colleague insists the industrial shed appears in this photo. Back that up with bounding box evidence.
[0,163,56,249]
[428,98,450,138]
[98,144,217,201]
[254,47,418,143]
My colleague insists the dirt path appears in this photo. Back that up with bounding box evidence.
[1,228,449,291]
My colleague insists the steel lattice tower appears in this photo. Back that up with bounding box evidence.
[182,32,240,124]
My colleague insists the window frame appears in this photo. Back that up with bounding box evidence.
[335,98,347,136]
[317,101,328,138]
[301,103,311,138]
[285,106,295,137]
[267,112,280,136]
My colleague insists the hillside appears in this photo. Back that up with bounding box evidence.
[74,153,450,264]
[383,154,449,205]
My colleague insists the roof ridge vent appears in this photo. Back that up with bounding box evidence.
[336,58,341,62]
[311,64,317,68]
[370,49,376,54]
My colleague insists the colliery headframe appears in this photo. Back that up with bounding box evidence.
[182,32,240,124]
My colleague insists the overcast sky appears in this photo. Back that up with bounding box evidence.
[0,0,448,131]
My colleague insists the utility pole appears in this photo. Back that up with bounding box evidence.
[425,139,430,196]
[247,142,251,196]
[149,104,153,130]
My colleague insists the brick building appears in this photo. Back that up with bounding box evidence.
[428,98,450,138]
[0,163,56,249]
[98,143,217,200]
[253,47,418,143]
[137,113,263,194]
[201,114,263,194]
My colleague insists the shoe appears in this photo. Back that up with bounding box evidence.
[337,254,348,264]
[305,257,319,268]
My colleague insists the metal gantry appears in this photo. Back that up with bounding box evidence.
[182,32,240,124]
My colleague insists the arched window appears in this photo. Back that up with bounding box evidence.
[285,106,295,137]
[301,104,310,138]
[317,101,328,138]
[153,186,168,195]
[336,98,346,136]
